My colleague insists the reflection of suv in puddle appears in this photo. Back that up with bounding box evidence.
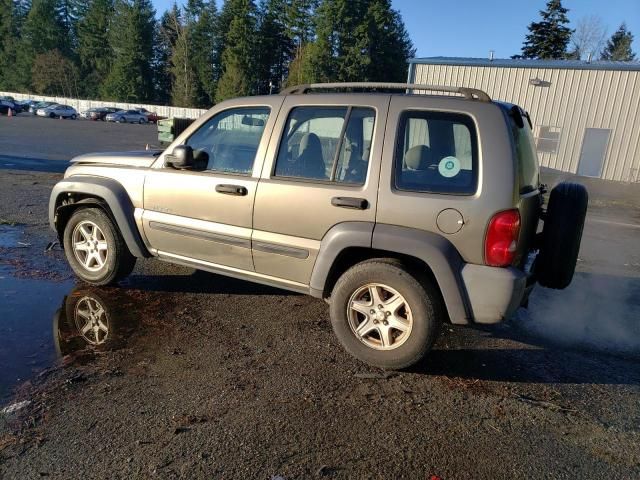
[54,288,137,357]
[49,83,587,369]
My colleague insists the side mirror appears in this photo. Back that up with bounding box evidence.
[165,145,194,169]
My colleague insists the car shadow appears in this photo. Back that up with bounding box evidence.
[122,269,301,296]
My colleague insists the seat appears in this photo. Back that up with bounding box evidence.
[298,133,327,180]
[401,145,436,188]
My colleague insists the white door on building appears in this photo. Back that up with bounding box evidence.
[577,128,611,178]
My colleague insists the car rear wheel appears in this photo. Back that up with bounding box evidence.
[329,259,442,369]
[535,182,588,289]
[71,114,77,120]
[138,118,144,124]
[63,208,136,286]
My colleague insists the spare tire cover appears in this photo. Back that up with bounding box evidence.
[535,182,588,289]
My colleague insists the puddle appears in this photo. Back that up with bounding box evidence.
[0,224,24,248]
[0,266,155,403]
[0,265,74,402]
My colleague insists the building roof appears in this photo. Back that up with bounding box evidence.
[409,56,640,72]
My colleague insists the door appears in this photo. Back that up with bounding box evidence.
[142,102,280,271]
[577,128,611,177]
[252,95,389,285]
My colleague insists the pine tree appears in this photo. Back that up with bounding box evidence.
[189,0,217,106]
[518,0,573,59]
[362,0,414,82]
[169,8,199,107]
[215,0,258,102]
[601,23,636,61]
[77,0,114,98]
[0,0,19,89]
[256,0,292,94]
[101,0,156,102]
[22,0,69,55]
[154,4,181,104]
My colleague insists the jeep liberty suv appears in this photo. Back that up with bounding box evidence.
[49,83,588,369]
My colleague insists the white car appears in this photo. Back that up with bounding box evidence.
[37,104,78,119]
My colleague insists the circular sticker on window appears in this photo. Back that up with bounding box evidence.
[438,156,461,178]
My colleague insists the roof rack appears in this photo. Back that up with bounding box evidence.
[280,82,491,102]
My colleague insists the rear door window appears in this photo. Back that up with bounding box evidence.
[394,111,478,194]
[513,117,540,193]
[274,106,375,184]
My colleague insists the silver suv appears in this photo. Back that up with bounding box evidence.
[49,83,587,369]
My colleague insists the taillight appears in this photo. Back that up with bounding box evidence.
[485,209,521,267]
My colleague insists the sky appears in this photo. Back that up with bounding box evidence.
[152,0,640,59]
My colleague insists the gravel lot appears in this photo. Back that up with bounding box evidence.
[0,115,639,479]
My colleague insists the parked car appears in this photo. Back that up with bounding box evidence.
[15,100,37,112]
[30,101,55,114]
[135,107,166,124]
[0,100,15,115]
[105,109,149,124]
[37,104,77,119]
[91,107,120,121]
[49,82,588,370]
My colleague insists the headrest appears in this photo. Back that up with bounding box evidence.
[300,132,322,154]
[405,145,431,170]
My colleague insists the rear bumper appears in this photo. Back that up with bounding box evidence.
[461,264,529,324]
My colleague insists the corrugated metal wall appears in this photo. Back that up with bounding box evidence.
[410,64,640,182]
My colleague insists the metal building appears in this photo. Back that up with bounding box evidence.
[408,57,640,182]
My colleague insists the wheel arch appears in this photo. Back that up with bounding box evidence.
[309,222,471,325]
[49,177,150,258]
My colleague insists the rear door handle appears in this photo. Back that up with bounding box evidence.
[331,197,368,210]
[215,184,248,196]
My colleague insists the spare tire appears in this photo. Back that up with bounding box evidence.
[535,182,588,289]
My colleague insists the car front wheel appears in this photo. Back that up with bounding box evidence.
[329,259,442,369]
[63,208,136,285]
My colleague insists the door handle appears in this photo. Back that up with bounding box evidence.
[331,197,368,210]
[215,184,248,196]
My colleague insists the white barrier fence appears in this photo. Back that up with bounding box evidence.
[0,91,208,119]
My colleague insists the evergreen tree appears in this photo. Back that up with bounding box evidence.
[215,0,258,102]
[517,0,573,59]
[169,8,198,106]
[77,0,114,98]
[362,0,414,82]
[0,0,19,89]
[189,0,217,105]
[22,0,69,55]
[304,0,412,83]
[101,0,156,102]
[256,0,292,93]
[601,23,636,61]
[155,4,181,104]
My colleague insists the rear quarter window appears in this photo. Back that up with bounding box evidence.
[394,111,478,195]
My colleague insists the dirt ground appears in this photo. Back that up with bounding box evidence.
[0,116,639,479]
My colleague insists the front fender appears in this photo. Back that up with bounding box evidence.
[49,176,150,258]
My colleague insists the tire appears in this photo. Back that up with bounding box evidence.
[535,182,588,289]
[329,259,442,369]
[62,207,136,286]
[118,117,125,123]
[71,114,77,120]
[49,113,55,118]
[138,118,144,124]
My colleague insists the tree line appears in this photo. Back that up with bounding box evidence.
[0,0,414,107]
[515,0,636,61]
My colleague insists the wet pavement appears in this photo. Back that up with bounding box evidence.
[0,265,73,402]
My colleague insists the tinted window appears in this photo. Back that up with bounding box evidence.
[187,107,270,175]
[514,120,540,192]
[274,106,375,184]
[395,111,477,194]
